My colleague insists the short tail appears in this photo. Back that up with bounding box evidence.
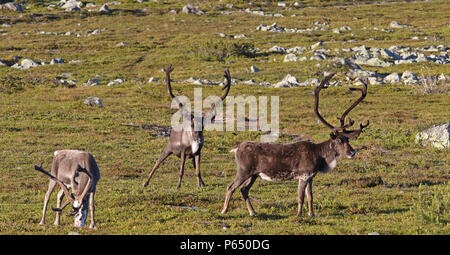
[229,148,238,153]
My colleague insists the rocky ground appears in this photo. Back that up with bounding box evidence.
[0,0,448,235]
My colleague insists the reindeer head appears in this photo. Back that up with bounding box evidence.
[165,64,231,152]
[314,73,370,158]
[34,163,93,227]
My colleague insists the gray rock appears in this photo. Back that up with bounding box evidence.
[311,42,324,49]
[415,123,450,149]
[99,4,110,12]
[107,78,124,86]
[284,53,299,62]
[268,45,286,53]
[83,79,101,86]
[60,0,83,11]
[182,4,204,15]
[383,73,401,83]
[390,21,408,28]
[0,2,23,12]
[380,49,402,60]
[83,97,103,107]
[20,58,40,69]
[310,54,327,61]
[273,74,301,88]
[401,70,418,82]
[355,57,392,67]
[242,79,256,85]
[148,77,158,83]
[50,58,64,65]
[250,66,259,73]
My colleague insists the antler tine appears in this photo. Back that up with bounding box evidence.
[337,77,368,128]
[165,64,183,109]
[73,165,93,209]
[313,72,338,131]
[220,68,231,99]
[204,69,232,120]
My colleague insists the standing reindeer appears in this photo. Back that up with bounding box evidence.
[35,150,100,228]
[143,64,232,189]
[221,73,370,217]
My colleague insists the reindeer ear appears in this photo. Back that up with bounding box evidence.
[342,130,362,140]
[330,132,337,140]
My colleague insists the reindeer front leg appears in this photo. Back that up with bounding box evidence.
[40,180,57,225]
[177,152,186,189]
[297,179,307,217]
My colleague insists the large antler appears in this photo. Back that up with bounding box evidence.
[34,163,75,205]
[314,73,354,134]
[204,69,232,119]
[338,78,370,139]
[166,64,183,109]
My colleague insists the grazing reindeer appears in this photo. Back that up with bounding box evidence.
[35,150,100,228]
[143,64,232,189]
[221,73,369,217]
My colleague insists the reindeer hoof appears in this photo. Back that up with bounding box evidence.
[89,224,97,229]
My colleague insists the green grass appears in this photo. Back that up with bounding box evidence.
[0,0,449,235]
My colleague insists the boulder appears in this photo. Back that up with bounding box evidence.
[383,72,401,83]
[0,2,23,12]
[415,123,450,149]
[182,4,204,15]
[83,97,103,107]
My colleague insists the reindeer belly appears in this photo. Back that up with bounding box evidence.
[258,170,297,181]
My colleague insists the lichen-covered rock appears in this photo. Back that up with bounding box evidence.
[415,123,450,149]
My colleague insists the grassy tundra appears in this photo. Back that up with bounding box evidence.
[0,0,449,234]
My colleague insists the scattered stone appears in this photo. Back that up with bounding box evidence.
[99,4,110,13]
[148,77,158,83]
[268,45,286,53]
[415,123,450,149]
[107,78,124,86]
[250,66,259,73]
[83,97,103,107]
[284,53,299,62]
[310,54,327,61]
[242,79,256,85]
[355,57,392,67]
[383,72,401,83]
[182,4,204,15]
[50,58,64,65]
[332,28,340,34]
[116,42,127,47]
[311,42,324,49]
[83,78,101,86]
[0,2,23,12]
[273,74,302,88]
[401,70,418,84]
[390,21,408,28]
[60,0,83,11]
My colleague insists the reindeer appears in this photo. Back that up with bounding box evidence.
[34,150,100,228]
[143,64,231,189]
[221,73,369,217]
